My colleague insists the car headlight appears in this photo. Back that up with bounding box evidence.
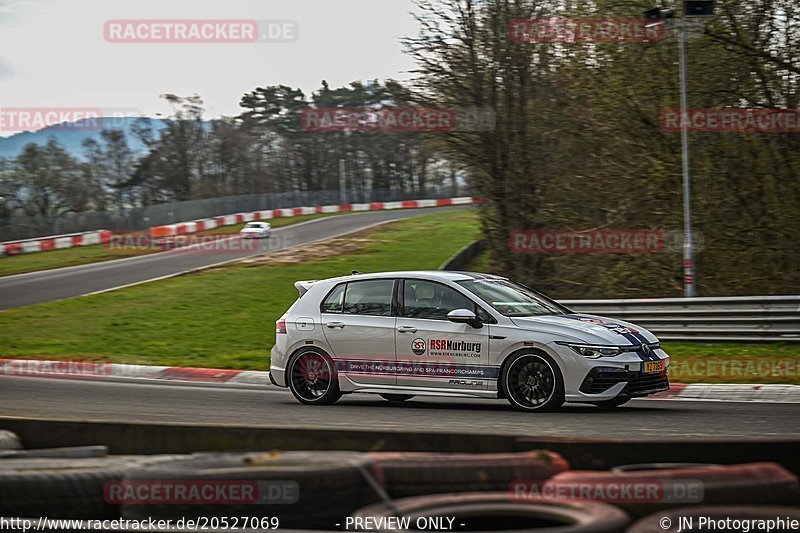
[562,343,624,359]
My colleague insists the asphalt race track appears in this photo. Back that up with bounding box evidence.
[2,376,798,439]
[0,205,468,310]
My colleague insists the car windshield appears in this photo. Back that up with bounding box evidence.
[457,279,569,317]
[245,223,263,228]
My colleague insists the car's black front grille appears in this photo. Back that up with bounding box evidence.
[623,373,670,396]
[580,367,669,396]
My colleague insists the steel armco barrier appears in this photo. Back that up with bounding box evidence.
[559,295,800,343]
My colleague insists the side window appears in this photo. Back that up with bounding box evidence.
[321,284,346,313]
[403,280,477,320]
[342,279,394,317]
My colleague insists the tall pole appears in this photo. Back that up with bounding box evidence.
[678,23,696,297]
[339,158,347,205]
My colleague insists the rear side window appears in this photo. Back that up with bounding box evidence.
[342,279,394,316]
[321,283,345,313]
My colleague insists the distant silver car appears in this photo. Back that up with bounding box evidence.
[269,271,669,412]
[240,221,271,239]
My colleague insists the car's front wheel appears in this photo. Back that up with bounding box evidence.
[288,349,342,405]
[501,351,564,412]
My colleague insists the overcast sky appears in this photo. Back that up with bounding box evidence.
[0,0,420,132]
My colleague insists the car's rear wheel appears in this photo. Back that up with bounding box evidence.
[380,394,415,402]
[288,349,342,405]
[592,396,632,409]
[502,351,564,412]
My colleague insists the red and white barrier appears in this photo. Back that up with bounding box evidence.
[149,196,477,238]
[0,197,478,254]
[0,230,112,257]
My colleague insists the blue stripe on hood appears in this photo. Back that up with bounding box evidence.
[562,314,653,361]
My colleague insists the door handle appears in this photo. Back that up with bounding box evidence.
[326,322,346,329]
[397,326,417,333]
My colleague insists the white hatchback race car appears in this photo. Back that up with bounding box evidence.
[240,221,271,239]
[269,271,669,412]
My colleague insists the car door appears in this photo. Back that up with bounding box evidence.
[320,278,397,386]
[394,279,490,392]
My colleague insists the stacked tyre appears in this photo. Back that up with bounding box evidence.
[0,456,147,519]
[347,451,636,532]
[349,493,631,532]
[345,461,800,533]
[119,451,382,530]
[543,462,800,519]
[367,450,570,497]
[2,433,798,533]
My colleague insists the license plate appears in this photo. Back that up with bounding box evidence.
[643,360,665,374]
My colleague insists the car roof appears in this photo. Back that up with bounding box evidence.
[311,270,508,285]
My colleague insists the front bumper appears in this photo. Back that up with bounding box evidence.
[548,342,670,402]
[579,367,669,397]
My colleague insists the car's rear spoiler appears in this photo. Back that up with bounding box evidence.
[293,280,318,298]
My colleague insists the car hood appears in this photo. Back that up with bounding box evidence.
[509,313,658,345]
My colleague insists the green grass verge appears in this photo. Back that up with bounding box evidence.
[0,213,336,278]
[0,210,481,369]
[662,343,800,384]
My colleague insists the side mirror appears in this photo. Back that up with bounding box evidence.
[447,309,483,329]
